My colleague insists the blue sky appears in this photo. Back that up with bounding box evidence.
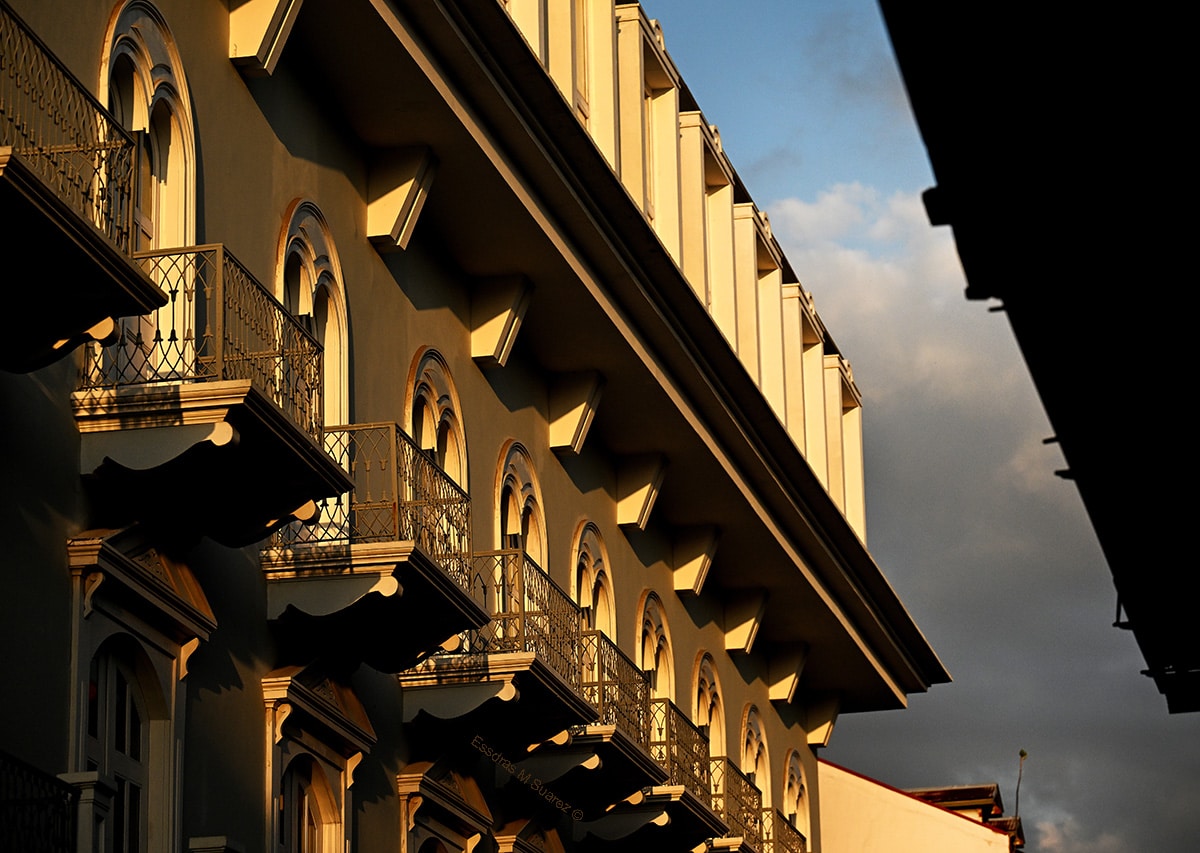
[642,2,1200,852]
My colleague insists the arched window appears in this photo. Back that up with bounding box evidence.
[405,348,467,488]
[639,592,673,701]
[85,637,164,853]
[278,200,349,427]
[742,705,770,807]
[783,748,809,837]
[102,1,195,250]
[496,442,546,567]
[279,754,339,853]
[101,2,196,381]
[694,652,725,755]
[573,521,614,635]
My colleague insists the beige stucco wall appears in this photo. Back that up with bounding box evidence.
[818,761,1010,853]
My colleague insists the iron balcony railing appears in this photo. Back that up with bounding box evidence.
[269,422,474,594]
[580,629,651,750]
[1,1,136,251]
[0,749,77,853]
[761,806,806,853]
[711,756,763,850]
[449,549,582,691]
[79,245,323,442]
[649,698,712,806]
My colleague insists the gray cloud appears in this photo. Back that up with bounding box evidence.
[769,186,1200,853]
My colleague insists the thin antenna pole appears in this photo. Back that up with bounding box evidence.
[1016,749,1028,815]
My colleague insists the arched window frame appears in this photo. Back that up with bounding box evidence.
[783,747,809,837]
[276,200,349,427]
[693,652,725,756]
[572,521,614,636]
[638,591,673,701]
[278,754,341,853]
[495,441,546,567]
[66,529,215,853]
[101,0,196,251]
[741,704,771,807]
[404,348,468,489]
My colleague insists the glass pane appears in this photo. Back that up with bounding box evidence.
[115,669,128,754]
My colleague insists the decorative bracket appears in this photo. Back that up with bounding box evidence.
[471,276,532,368]
[723,590,767,655]
[616,454,666,530]
[549,372,604,456]
[368,148,437,252]
[672,527,718,596]
[229,0,305,76]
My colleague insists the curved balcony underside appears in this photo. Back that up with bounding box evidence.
[0,148,165,372]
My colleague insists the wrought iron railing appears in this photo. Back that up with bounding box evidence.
[761,807,806,853]
[447,549,581,690]
[711,756,763,850]
[580,630,651,749]
[1,1,136,251]
[79,245,323,442]
[0,749,76,853]
[649,698,712,806]
[268,422,474,594]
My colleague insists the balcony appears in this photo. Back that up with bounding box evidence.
[0,1,165,371]
[399,549,596,756]
[711,757,764,852]
[761,807,807,853]
[72,245,352,547]
[264,422,488,672]
[518,630,666,824]
[626,699,727,849]
[0,749,76,853]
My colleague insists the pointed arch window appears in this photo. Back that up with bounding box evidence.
[102,1,195,251]
[278,200,349,427]
[742,705,770,807]
[694,652,725,756]
[497,442,546,568]
[639,592,673,701]
[573,521,613,635]
[784,748,809,838]
[406,348,468,489]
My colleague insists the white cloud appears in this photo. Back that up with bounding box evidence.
[1036,817,1125,853]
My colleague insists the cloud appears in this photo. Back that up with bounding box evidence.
[1036,817,1125,853]
[770,181,1200,853]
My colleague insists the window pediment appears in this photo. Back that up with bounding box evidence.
[68,526,216,646]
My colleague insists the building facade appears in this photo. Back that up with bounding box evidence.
[0,1,948,851]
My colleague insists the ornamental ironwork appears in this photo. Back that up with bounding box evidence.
[79,245,323,442]
[0,749,76,853]
[1,1,135,251]
[450,549,582,691]
[580,629,651,749]
[269,422,474,596]
[711,756,763,850]
[761,806,807,853]
[649,698,712,806]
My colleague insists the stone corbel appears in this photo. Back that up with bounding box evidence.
[82,572,105,618]
[229,0,305,76]
[549,372,604,456]
[672,527,718,596]
[616,454,666,530]
[723,590,767,655]
[471,276,532,368]
[804,693,840,747]
[368,148,437,252]
[768,644,809,704]
[179,637,201,680]
[346,751,363,788]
